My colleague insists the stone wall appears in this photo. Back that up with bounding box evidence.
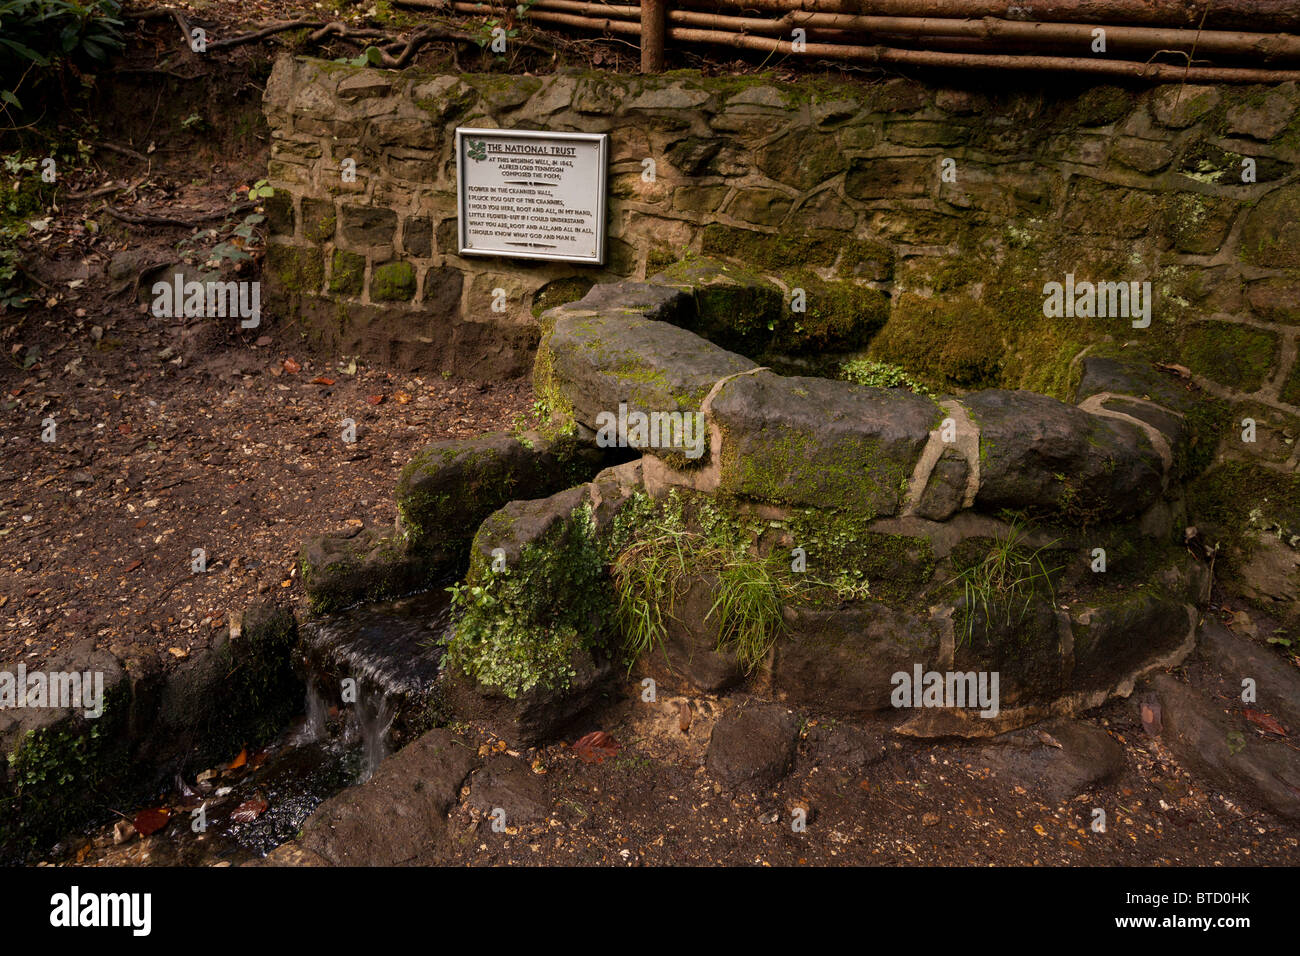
[262,55,1299,472]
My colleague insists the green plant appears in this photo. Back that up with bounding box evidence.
[445,503,611,698]
[610,491,792,673]
[0,0,124,113]
[948,521,1062,645]
[839,357,935,397]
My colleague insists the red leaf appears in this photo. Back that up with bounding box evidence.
[231,794,268,823]
[133,807,171,836]
[1245,708,1288,737]
[310,376,335,386]
[282,357,301,374]
[572,730,621,764]
[366,394,384,405]
[124,560,142,573]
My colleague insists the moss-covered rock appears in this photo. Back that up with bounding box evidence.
[328,250,366,296]
[1179,322,1277,393]
[266,242,324,294]
[370,260,416,302]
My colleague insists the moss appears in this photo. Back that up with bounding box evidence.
[531,276,594,318]
[328,250,366,296]
[836,237,895,280]
[775,272,890,355]
[266,242,324,294]
[783,509,934,608]
[370,260,416,302]
[1179,322,1277,393]
[701,223,838,271]
[0,684,130,861]
[1187,460,1300,555]
[1061,85,1133,127]
[870,292,1005,390]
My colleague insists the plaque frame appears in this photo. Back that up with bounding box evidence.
[455,127,608,265]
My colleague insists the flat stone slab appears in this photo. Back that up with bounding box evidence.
[964,389,1164,519]
[547,312,757,432]
[711,371,938,515]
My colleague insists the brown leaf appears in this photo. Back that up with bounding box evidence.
[1140,696,1162,736]
[572,730,621,764]
[231,794,268,823]
[283,357,301,374]
[310,376,335,386]
[133,807,171,836]
[226,747,248,770]
[1245,709,1287,737]
[395,391,411,405]
[366,394,384,405]
[124,560,142,573]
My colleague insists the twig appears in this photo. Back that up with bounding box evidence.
[93,141,150,164]
[207,20,328,50]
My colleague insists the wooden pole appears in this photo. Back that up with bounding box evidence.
[642,0,667,71]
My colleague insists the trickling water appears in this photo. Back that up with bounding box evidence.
[300,586,452,781]
[45,585,458,866]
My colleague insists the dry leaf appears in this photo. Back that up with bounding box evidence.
[366,394,384,405]
[133,807,171,836]
[167,647,188,659]
[227,747,248,770]
[124,560,142,573]
[1244,709,1287,737]
[572,730,621,764]
[282,358,301,374]
[395,391,411,405]
[310,376,335,386]
[231,794,268,823]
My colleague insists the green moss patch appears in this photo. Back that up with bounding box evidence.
[370,260,416,302]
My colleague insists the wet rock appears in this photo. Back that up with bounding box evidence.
[394,431,604,559]
[1152,673,1300,820]
[444,649,615,749]
[969,719,1125,803]
[914,448,968,520]
[706,700,799,789]
[640,574,745,694]
[1196,618,1300,733]
[467,754,551,824]
[298,728,479,865]
[569,280,693,324]
[299,526,428,614]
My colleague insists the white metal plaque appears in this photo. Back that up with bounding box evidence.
[456,128,608,265]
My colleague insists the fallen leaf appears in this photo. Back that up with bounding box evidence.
[167,647,188,659]
[231,794,268,823]
[1140,695,1162,736]
[124,560,142,573]
[283,358,301,374]
[227,747,248,770]
[310,376,335,386]
[366,394,384,405]
[395,391,411,404]
[1244,709,1287,737]
[1033,823,1047,837]
[133,807,171,836]
[0,596,6,609]
[572,730,621,764]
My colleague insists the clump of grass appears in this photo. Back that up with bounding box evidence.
[611,492,792,672]
[949,521,1062,645]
